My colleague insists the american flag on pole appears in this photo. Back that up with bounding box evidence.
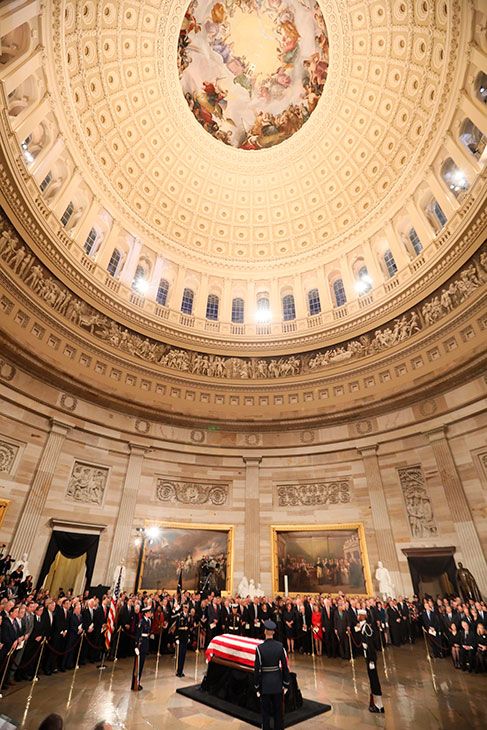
[105,567,122,652]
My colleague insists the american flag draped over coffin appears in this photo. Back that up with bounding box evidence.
[205,633,263,670]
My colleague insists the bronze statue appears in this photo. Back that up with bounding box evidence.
[456,562,482,602]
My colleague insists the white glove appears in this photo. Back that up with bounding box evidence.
[176,639,180,645]
[135,648,140,656]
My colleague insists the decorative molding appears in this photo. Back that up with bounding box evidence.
[135,419,150,434]
[0,499,10,530]
[276,480,351,507]
[397,465,438,538]
[156,478,228,506]
[190,429,205,443]
[65,461,109,505]
[50,517,107,534]
[60,393,77,411]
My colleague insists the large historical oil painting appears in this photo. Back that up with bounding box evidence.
[178,0,330,149]
[272,524,373,595]
[139,523,233,593]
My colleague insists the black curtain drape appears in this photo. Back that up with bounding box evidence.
[407,555,458,597]
[36,530,100,591]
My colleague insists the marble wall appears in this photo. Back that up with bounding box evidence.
[1,366,487,598]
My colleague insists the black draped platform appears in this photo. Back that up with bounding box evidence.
[176,662,332,727]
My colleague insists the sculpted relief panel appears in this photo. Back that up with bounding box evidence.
[0,221,486,382]
[65,461,109,505]
[276,480,351,507]
[0,441,19,474]
[156,478,228,506]
[397,466,437,538]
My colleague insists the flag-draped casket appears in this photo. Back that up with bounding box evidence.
[205,633,263,672]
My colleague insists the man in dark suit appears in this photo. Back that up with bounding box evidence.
[53,597,70,671]
[333,600,351,659]
[397,597,410,644]
[321,598,336,658]
[206,597,221,645]
[387,600,402,646]
[41,598,57,674]
[66,602,83,669]
[421,599,443,658]
[21,604,44,680]
[81,598,98,662]
[459,619,476,672]
[0,605,20,688]
[254,619,290,730]
[248,597,262,639]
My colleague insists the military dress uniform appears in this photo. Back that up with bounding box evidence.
[356,610,384,713]
[225,605,242,635]
[131,607,152,691]
[175,605,192,677]
[254,620,290,730]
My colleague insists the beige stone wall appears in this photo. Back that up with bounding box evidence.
[1,369,487,597]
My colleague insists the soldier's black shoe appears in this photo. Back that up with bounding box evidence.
[369,706,381,713]
[138,685,143,690]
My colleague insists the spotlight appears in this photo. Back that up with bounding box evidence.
[355,274,372,294]
[146,525,161,540]
[133,277,149,294]
[256,308,272,324]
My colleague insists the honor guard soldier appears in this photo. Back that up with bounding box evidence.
[175,602,192,677]
[131,605,152,691]
[356,608,385,713]
[225,604,242,635]
[254,619,290,730]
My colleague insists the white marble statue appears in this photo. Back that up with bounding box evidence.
[12,552,30,577]
[112,559,127,592]
[375,561,395,599]
[255,583,265,598]
[237,575,249,598]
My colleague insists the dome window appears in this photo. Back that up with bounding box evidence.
[181,287,194,315]
[156,279,169,306]
[232,297,244,324]
[206,294,219,321]
[332,279,347,307]
[282,294,296,321]
[408,228,423,256]
[60,201,74,227]
[107,248,122,277]
[84,227,98,256]
[308,288,321,315]
[383,249,398,278]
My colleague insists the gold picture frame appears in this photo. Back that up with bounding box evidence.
[271,522,373,597]
[138,520,234,595]
[0,499,10,531]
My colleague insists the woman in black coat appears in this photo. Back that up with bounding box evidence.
[475,623,487,673]
[459,619,476,672]
[282,600,297,654]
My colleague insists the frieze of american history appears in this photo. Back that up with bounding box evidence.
[0,221,485,381]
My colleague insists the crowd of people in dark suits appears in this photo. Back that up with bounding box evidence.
[1,552,486,699]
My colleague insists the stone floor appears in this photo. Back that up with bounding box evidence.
[0,644,486,730]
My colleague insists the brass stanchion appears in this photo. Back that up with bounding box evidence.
[32,638,47,684]
[347,632,358,696]
[175,639,180,674]
[157,627,163,658]
[75,632,85,670]
[422,628,438,693]
[0,646,15,698]
[378,626,389,680]
[113,627,121,663]
[348,630,354,665]
[195,625,200,655]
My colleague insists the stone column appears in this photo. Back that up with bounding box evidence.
[118,237,142,287]
[106,444,146,582]
[243,456,262,586]
[425,427,487,594]
[359,446,403,595]
[9,418,70,560]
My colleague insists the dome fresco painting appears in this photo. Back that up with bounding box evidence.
[178,0,329,149]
